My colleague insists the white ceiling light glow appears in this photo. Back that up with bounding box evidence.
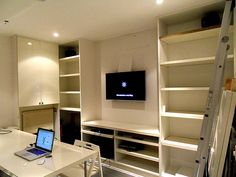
[53,32,59,37]
[156,0,164,5]
[27,42,32,46]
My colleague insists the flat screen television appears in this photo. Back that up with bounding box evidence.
[106,71,145,100]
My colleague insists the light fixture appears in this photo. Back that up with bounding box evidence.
[3,20,9,24]
[53,32,59,38]
[27,42,32,46]
[156,0,164,5]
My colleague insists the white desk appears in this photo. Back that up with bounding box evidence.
[0,129,96,177]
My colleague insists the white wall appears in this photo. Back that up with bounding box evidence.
[0,35,18,127]
[98,30,158,127]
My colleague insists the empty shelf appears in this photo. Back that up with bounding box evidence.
[161,87,209,91]
[59,55,80,62]
[160,25,233,44]
[117,156,159,176]
[59,73,80,77]
[160,54,233,67]
[161,111,203,120]
[60,91,80,94]
[162,166,193,177]
[162,136,198,151]
[60,107,81,112]
[116,148,159,162]
[115,135,159,147]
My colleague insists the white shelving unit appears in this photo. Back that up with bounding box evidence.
[157,10,234,176]
[58,43,82,144]
[59,53,81,111]
[82,120,160,177]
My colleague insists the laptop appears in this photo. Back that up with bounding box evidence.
[15,128,55,161]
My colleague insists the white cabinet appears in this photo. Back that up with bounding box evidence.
[17,36,59,107]
[157,15,234,176]
[82,120,160,177]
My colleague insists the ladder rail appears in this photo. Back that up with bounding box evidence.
[193,0,234,176]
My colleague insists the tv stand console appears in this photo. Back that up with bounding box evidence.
[82,120,160,176]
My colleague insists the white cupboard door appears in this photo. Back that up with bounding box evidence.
[18,37,42,107]
[40,42,59,105]
[18,37,59,107]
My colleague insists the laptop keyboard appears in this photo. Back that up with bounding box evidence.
[27,148,46,155]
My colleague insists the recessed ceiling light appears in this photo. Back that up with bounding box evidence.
[3,20,9,24]
[27,42,32,46]
[156,0,164,5]
[53,32,59,38]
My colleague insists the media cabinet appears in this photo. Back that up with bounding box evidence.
[82,120,160,176]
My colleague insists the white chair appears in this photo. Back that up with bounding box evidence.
[58,140,103,177]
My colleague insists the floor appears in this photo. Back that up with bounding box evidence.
[58,163,142,177]
[93,166,140,177]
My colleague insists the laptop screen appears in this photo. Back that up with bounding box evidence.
[35,128,54,152]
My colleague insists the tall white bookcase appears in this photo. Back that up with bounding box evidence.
[157,10,235,176]
[59,42,81,112]
[59,39,98,144]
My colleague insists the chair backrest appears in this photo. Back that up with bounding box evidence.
[74,140,103,177]
[74,140,100,152]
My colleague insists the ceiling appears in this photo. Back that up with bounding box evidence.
[0,0,224,43]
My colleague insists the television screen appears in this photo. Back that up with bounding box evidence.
[106,71,145,100]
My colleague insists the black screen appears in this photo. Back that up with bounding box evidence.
[106,71,145,100]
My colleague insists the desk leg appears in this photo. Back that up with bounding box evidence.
[84,161,87,177]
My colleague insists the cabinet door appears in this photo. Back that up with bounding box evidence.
[40,41,59,105]
[18,37,59,107]
[18,37,42,107]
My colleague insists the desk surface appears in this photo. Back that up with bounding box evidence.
[0,130,95,177]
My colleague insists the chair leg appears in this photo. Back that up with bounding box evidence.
[98,153,103,177]
[84,161,87,177]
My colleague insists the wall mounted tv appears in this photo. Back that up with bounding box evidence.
[106,70,146,101]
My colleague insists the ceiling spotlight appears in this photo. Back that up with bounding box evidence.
[3,20,9,24]
[27,42,32,46]
[156,0,164,5]
[53,32,59,38]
